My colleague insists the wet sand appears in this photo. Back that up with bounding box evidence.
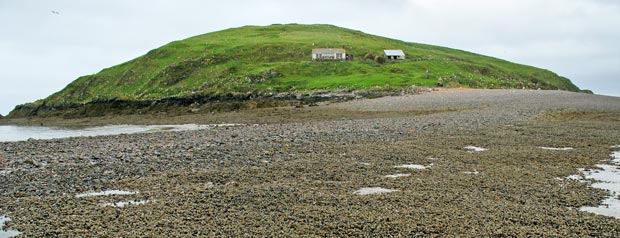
[1,89,620,236]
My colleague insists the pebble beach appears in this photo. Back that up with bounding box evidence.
[2,89,620,237]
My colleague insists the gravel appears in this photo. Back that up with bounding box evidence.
[1,89,620,236]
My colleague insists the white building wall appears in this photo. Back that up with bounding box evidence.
[312,50,346,60]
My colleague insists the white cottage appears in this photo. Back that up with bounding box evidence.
[384,50,406,60]
[312,48,346,61]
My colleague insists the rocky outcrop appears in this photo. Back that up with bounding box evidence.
[7,89,425,119]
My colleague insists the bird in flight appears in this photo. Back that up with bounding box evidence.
[51,10,60,15]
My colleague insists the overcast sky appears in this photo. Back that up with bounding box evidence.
[1,0,619,115]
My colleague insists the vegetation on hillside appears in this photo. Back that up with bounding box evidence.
[26,24,580,108]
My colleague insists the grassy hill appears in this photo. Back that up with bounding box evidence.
[14,24,579,114]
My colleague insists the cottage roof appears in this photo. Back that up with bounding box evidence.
[312,48,346,54]
[384,50,405,56]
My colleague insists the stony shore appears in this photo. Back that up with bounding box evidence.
[1,89,620,237]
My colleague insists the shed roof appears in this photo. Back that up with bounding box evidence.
[312,48,346,54]
[384,50,405,56]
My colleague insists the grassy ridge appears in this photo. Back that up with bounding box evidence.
[33,24,579,107]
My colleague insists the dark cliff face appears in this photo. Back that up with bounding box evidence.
[5,89,401,119]
[5,107,33,119]
[4,95,290,119]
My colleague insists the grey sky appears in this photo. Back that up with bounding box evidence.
[1,0,619,115]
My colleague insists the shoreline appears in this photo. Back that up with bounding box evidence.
[0,88,602,128]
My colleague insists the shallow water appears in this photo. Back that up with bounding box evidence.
[0,124,241,142]
[565,174,583,181]
[462,171,480,175]
[0,216,20,238]
[354,187,398,195]
[539,147,574,151]
[578,151,620,218]
[384,173,411,178]
[76,190,138,198]
[394,164,431,169]
[464,146,488,152]
[101,200,149,207]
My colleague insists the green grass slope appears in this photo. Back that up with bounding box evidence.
[33,24,579,107]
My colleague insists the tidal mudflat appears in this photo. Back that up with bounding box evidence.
[1,90,620,236]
